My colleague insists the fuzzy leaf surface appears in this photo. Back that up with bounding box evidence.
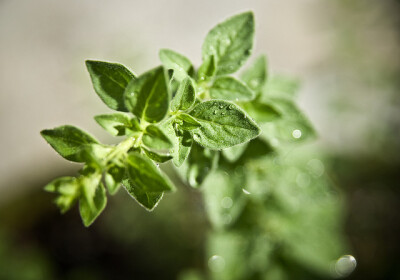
[210,76,255,101]
[124,66,170,123]
[202,11,254,75]
[190,100,260,149]
[94,113,140,136]
[41,125,98,162]
[86,60,135,111]
[159,49,194,81]
[170,77,196,112]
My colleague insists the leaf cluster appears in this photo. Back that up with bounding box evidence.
[41,11,314,230]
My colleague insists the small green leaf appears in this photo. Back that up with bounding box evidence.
[122,178,164,211]
[124,66,170,123]
[197,55,216,81]
[261,98,316,145]
[171,77,196,112]
[142,124,173,150]
[41,125,98,162]
[202,11,254,75]
[142,147,173,163]
[261,75,300,101]
[203,170,247,228]
[94,113,140,136]
[159,118,193,167]
[104,163,125,195]
[242,102,281,123]
[44,176,80,213]
[78,144,113,168]
[241,55,267,93]
[86,60,135,111]
[79,171,107,227]
[125,152,175,193]
[159,49,194,81]
[189,100,261,149]
[210,76,255,101]
[177,113,201,130]
[186,143,219,188]
[222,142,248,162]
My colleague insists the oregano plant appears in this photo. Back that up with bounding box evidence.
[41,9,350,280]
[41,12,350,280]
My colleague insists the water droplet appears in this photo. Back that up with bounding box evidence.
[222,38,231,45]
[219,105,224,109]
[307,159,325,177]
[188,167,199,187]
[292,129,302,139]
[228,105,234,110]
[270,138,279,147]
[244,115,247,119]
[130,92,135,96]
[222,214,232,224]
[193,133,201,141]
[296,173,310,188]
[208,255,225,272]
[335,255,356,277]
[242,188,251,195]
[250,79,259,88]
[235,98,239,102]
[221,112,225,115]
[221,197,233,209]
[213,110,218,115]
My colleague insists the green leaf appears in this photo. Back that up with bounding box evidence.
[261,75,300,101]
[142,124,173,150]
[41,125,98,162]
[202,11,254,75]
[171,77,196,112]
[241,55,267,93]
[86,60,135,111]
[159,118,193,167]
[78,144,113,168]
[186,143,219,188]
[125,152,175,193]
[94,113,140,136]
[222,142,248,162]
[177,113,201,130]
[197,55,216,81]
[261,98,316,145]
[78,171,107,227]
[104,163,125,195]
[44,176,80,213]
[122,178,164,211]
[142,147,173,163]
[159,49,194,81]
[242,102,281,123]
[203,170,248,228]
[189,100,261,149]
[124,66,170,123]
[210,76,255,101]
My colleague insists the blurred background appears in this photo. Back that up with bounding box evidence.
[0,0,399,279]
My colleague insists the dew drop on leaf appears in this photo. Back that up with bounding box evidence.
[222,213,232,224]
[208,255,225,272]
[334,255,357,277]
[242,188,251,195]
[250,79,259,88]
[292,129,302,139]
[221,196,233,208]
